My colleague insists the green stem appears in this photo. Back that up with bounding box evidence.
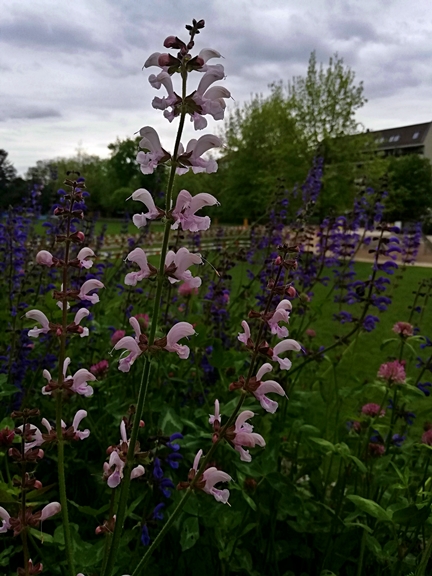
[130,253,292,574]
[102,65,189,576]
[416,530,432,576]
[55,190,75,576]
[356,527,367,576]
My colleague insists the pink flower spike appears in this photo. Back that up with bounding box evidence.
[254,363,286,414]
[36,250,55,267]
[238,320,251,346]
[131,465,145,480]
[233,411,265,462]
[137,126,169,175]
[129,316,142,340]
[18,424,43,452]
[192,449,203,472]
[78,279,104,304]
[267,300,292,339]
[171,190,219,232]
[209,399,221,425]
[177,134,222,175]
[77,247,95,269]
[165,247,202,287]
[74,308,90,337]
[165,322,196,359]
[70,368,96,397]
[120,420,128,444]
[107,452,124,488]
[114,336,142,372]
[25,310,50,338]
[272,339,302,371]
[130,189,161,228]
[144,51,163,69]
[198,48,222,64]
[72,410,90,440]
[125,248,153,286]
[202,467,231,504]
[0,506,11,533]
[40,502,61,522]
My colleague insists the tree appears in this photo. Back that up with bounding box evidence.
[385,155,432,223]
[216,89,310,222]
[0,150,28,210]
[286,51,365,147]
[215,51,385,222]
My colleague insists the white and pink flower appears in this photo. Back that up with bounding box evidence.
[136,126,170,175]
[164,322,195,359]
[26,309,51,338]
[42,358,96,397]
[165,247,202,287]
[192,449,231,504]
[253,364,286,414]
[36,250,56,267]
[124,248,155,286]
[176,134,222,175]
[130,188,162,228]
[73,308,90,337]
[78,279,104,304]
[238,320,251,346]
[231,411,265,462]
[267,300,292,339]
[272,339,302,371]
[77,247,95,269]
[171,189,219,232]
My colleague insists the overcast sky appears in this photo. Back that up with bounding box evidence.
[2,0,432,175]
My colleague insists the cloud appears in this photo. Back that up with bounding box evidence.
[1,8,121,57]
[1,0,432,175]
[0,106,61,122]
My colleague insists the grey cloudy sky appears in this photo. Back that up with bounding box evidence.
[2,0,432,174]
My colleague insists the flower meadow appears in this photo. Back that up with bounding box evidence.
[2,19,432,576]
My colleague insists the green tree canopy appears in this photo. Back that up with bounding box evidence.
[385,154,432,223]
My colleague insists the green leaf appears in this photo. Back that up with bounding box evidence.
[0,382,20,398]
[392,504,431,526]
[29,527,54,543]
[365,533,382,556]
[346,455,367,473]
[298,424,321,436]
[158,407,184,436]
[180,516,200,551]
[308,437,336,452]
[380,338,397,350]
[242,492,257,511]
[0,545,18,567]
[68,500,110,517]
[346,495,392,523]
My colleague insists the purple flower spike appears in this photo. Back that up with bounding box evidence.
[141,524,151,546]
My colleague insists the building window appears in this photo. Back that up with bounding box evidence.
[413,132,420,139]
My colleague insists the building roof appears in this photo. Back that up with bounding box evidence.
[371,121,432,151]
